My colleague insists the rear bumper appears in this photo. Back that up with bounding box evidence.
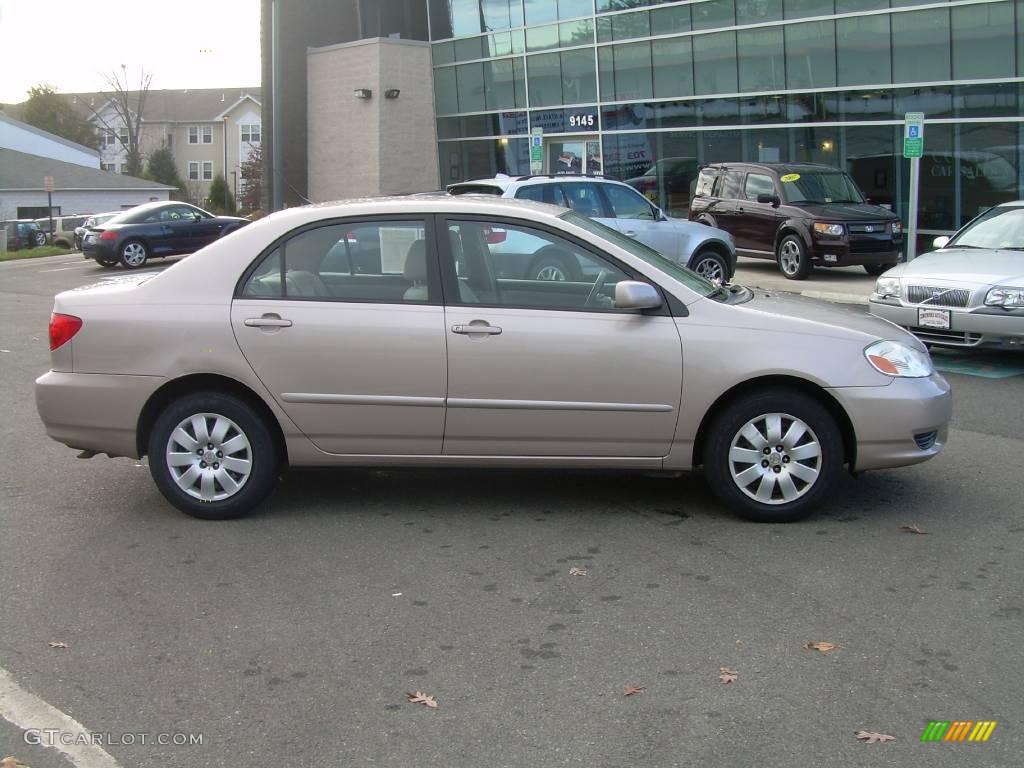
[81,239,116,261]
[828,373,952,471]
[35,371,164,459]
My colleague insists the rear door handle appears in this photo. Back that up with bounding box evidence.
[623,230,637,237]
[245,316,292,328]
[452,324,501,335]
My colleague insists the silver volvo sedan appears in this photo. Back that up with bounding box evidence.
[869,201,1024,350]
[36,197,951,523]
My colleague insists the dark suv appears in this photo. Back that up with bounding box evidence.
[689,163,902,280]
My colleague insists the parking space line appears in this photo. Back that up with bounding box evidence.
[0,665,122,767]
[38,266,89,273]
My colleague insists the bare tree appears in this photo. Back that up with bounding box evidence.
[90,65,152,177]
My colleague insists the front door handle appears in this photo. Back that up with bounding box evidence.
[623,230,637,237]
[245,315,292,328]
[451,323,501,335]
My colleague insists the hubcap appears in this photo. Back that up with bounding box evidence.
[165,413,252,502]
[779,241,801,275]
[693,256,724,283]
[123,242,146,266]
[727,413,821,505]
[536,265,567,281]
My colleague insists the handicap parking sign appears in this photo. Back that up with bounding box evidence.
[907,125,919,138]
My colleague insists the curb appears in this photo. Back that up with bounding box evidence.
[798,289,870,306]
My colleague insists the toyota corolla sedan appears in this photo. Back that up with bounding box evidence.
[36,197,951,523]
[870,201,1024,349]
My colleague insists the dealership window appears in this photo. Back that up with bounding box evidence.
[957,123,1019,226]
[440,138,530,186]
[601,42,654,101]
[483,59,526,110]
[202,161,213,181]
[846,125,896,209]
[737,27,785,92]
[527,50,595,107]
[784,0,834,18]
[738,0,781,23]
[433,41,455,65]
[455,35,486,60]
[188,161,200,180]
[456,63,487,112]
[652,37,694,98]
[434,67,458,115]
[891,9,951,83]
[189,125,212,144]
[951,4,1015,80]
[692,0,735,30]
[693,31,738,95]
[597,10,650,42]
[836,16,892,87]
[241,123,261,143]
[835,0,886,9]
[785,21,836,89]
[651,3,691,33]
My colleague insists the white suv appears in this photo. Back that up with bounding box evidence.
[447,174,736,282]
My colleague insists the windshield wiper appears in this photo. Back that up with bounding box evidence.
[830,199,862,204]
[786,199,821,205]
[706,285,730,301]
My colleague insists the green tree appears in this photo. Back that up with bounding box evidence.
[23,85,100,149]
[238,142,263,212]
[144,146,186,200]
[207,174,236,215]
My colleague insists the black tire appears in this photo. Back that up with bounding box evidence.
[688,248,730,283]
[119,239,149,269]
[148,391,279,520]
[776,234,812,280]
[704,389,843,523]
[526,246,583,282]
[864,263,896,276]
[97,258,118,268]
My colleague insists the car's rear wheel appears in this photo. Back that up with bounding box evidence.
[704,389,842,523]
[864,263,897,276]
[526,246,583,282]
[148,392,279,520]
[97,257,118,268]
[119,240,149,269]
[689,249,729,283]
[777,235,812,280]
[33,231,47,246]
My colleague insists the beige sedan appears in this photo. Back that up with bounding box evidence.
[36,196,951,522]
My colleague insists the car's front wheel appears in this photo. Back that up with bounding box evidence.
[777,235,812,280]
[119,240,149,268]
[864,263,897,276]
[148,392,279,519]
[97,258,118,268]
[704,389,843,522]
[689,248,730,283]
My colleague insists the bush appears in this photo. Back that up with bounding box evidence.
[207,174,236,215]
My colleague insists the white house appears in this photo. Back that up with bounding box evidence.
[0,112,100,168]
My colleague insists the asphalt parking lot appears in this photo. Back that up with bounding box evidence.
[1,253,1021,767]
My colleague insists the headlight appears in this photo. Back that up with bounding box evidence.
[864,340,934,378]
[874,276,901,297]
[890,221,902,234]
[984,287,1024,308]
[813,222,845,236]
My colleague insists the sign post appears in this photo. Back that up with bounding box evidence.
[530,127,544,175]
[43,175,55,245]
[903,112,924,261]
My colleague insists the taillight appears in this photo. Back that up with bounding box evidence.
[49,313,82,350]
[483,226,507,244]
[99,230,117,241]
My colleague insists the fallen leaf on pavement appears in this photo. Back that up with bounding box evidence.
[623,685,645,697]
[898,525,928,535]
[405,691,438,709]
[803,641,837,653]
[47,641,68,649]
[568,567,587,576]
[1,757,30,768]
[719,667,738,684]
[855,730,895,744]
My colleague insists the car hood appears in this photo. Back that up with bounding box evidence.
[790,202,897,222]
[883,248,1024,287]
[725,287,920,345]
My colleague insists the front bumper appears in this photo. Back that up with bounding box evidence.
[828,373,951,471]
[870,299,1024,349]
[811,237,901,267]
[35,370,164,459]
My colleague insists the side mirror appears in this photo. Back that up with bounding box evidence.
[615,280,662,310]
[757,193,781,208]
[932,235,950,249]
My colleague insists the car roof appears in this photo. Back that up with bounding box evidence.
[448,174,633,192]
[995,200,1024,207]
[703,162,840,174]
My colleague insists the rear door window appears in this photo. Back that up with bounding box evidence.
[719,171,745,201]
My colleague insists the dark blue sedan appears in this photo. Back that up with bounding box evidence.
[81,201,248,268]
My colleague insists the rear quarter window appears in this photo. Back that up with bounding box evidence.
[694,169,720,197]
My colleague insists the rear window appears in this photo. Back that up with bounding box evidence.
[447,184,503,196]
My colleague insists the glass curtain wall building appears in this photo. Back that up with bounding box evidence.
[427,0,1024,238]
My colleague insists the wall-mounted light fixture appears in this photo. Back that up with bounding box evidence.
[384,88,401,99]
[821,139,834,152]
[354,88,372,99]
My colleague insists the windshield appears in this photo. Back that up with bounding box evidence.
[779,171,864,204]
[948,206,1024,250]
[559,211,717,297]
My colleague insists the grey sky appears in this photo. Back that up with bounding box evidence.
[0,0,261,103]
